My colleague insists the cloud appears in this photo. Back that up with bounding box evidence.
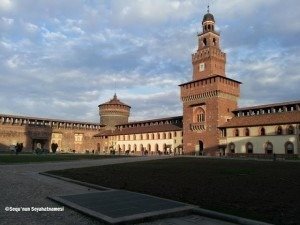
[0,0,14,11]
[1,16,14,25]
[0,0,299,123]
[110,0,198,26]
[122,90,182,121]
[24,22,38,33]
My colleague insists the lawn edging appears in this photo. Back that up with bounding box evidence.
[39,172,111,191]
[192,208,272,225]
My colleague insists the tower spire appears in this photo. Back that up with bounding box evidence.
[114,79,116,96]
[207,4,210,13]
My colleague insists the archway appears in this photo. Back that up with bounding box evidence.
[199,140,204,155]
[97,143,101,154]
[32,139,48,152]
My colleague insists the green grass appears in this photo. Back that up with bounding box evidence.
[0,153,128,164]
[219,168,256,175]
[47,157,300,225]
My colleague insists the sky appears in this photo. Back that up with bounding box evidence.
[0,0,299,122]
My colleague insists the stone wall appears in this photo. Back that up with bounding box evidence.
[0,116,102,153]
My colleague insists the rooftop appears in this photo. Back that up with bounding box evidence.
[118,116,183,126]
[0,113,101,126]
[179,75,242,87]
[233,100,300,112]
[95,123,182,137]
[98,94,131,108]
[219,110,300,128]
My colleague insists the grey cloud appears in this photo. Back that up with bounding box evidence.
[125,90,182,121]
[0,1,299,122]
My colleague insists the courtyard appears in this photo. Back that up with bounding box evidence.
[46,157,300,225]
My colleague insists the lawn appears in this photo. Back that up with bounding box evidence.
[46,157,300,225]
[0,153,128,164]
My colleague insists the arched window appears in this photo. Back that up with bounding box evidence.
[287,125,294,135]
[193,107,205,123]
[134,144,137,152]
[147,144,151,151]
[228,143,235,153]
[155,144,159,152]
[157,133,160,139]
[285,142,294,154]
[128,144,131,151]
[245,128,250,136]
[163,133,166,139]
[168,132,172,139]
[265,142,273,154]
[276,126,283,135]
[140,144,143,152]
[151,133,154,139]
[213,38,216,46]
[203,38,207,46]
[208,24,211,30]
[234,129,239,137]
[133,134,136,140]
[260,127,266,136]
[246,142,253,154]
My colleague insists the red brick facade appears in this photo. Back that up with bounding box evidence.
[180,11,241,156]
[0,115,102,152]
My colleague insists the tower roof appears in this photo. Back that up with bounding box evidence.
[202,5,215,24]
[98,94,131,108]
[202,12,215,24]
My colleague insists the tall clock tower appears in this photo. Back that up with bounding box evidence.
[193,9,226,80]
[180,8,241,156]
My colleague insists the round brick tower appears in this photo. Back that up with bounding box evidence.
[98,94,131,130]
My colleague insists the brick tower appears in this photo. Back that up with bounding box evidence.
[98,94,131,130]
[180,8,241,156]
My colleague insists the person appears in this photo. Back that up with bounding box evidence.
[273,153,277,161]
[15,143,23,155]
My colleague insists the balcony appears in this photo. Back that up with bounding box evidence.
[190,123,205,132]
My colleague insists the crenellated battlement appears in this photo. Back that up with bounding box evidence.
[192,48,226,62]
[0,114,102,130]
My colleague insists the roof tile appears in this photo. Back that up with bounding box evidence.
[219,111,300,128]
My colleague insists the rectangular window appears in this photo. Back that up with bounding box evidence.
[74,134,83,143]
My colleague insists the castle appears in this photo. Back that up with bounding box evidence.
[0,9,299,157]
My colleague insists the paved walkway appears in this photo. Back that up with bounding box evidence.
[0,156,238,225]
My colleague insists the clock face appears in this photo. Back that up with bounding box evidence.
[199,63,205,72]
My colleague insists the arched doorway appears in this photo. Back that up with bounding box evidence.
[97,143,101,154]
[199,140,204,155]
[140,144,143,152]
